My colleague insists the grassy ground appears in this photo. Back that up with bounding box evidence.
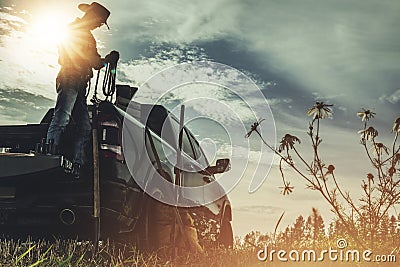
[0,238,397,266]
[0,238,261,267]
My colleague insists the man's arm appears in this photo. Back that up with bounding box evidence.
[87,32,105,70]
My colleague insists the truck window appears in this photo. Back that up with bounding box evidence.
[169,118,196,160]
[185,129,208,169]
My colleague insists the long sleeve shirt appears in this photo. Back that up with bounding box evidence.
[58,18,104,81]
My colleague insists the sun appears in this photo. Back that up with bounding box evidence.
[29,13,69,48]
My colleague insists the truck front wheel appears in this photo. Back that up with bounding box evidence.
[218,218,233,248]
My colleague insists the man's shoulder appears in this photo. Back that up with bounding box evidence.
[67,18,94,38]
[68,18,90,33]
[68,18,81,28]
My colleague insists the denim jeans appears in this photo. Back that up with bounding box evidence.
[46,76,91,166]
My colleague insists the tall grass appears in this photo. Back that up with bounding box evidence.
[0,238,261,267]
[1,235,397,266]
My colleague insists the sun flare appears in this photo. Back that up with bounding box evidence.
[29,13,69,48]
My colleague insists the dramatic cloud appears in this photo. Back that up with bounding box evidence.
[0,87,53,124]
[380,89,400,104]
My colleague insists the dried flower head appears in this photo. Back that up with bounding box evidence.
[325,164,335,175]
[245,119,265,138]
[358,126,378,141]
[279,182,294,195]
[392,116,400,133]
[372,142,389,156]
[307,102,333,120]
[357,108,376,122]
[278,134,301,152]
[367,173,374,183]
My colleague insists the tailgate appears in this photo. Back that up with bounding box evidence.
[0,153,63,178]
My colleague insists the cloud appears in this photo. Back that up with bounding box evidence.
[0,9,58,100]
[234,205,282,215]
[106,0,400,138]
[109,0,239,43]
[107,0,400,101]
[0,87,53,124]
[4,0,399,128]
[267,98,292,107]
[0,7,26,24]
[380,89,400,104]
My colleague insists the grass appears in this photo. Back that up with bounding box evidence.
[0,238,262,267]
[0,237,397,266]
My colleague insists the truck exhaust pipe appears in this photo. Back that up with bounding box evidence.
[59,208,76,225]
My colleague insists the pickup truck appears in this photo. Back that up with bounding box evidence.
[0,84,233,250]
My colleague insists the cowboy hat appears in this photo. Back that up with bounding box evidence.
[78,2,110,29]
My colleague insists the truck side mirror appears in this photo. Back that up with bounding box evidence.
[203,158,230,175]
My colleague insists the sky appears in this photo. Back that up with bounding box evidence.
[1,0,400,237]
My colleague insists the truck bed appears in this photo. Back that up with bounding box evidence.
[0,124,48,153]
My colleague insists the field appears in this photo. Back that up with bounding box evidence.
[0,238,260,267]
[0,233,398,267]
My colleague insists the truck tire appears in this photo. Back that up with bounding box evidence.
[218,218,233,248]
